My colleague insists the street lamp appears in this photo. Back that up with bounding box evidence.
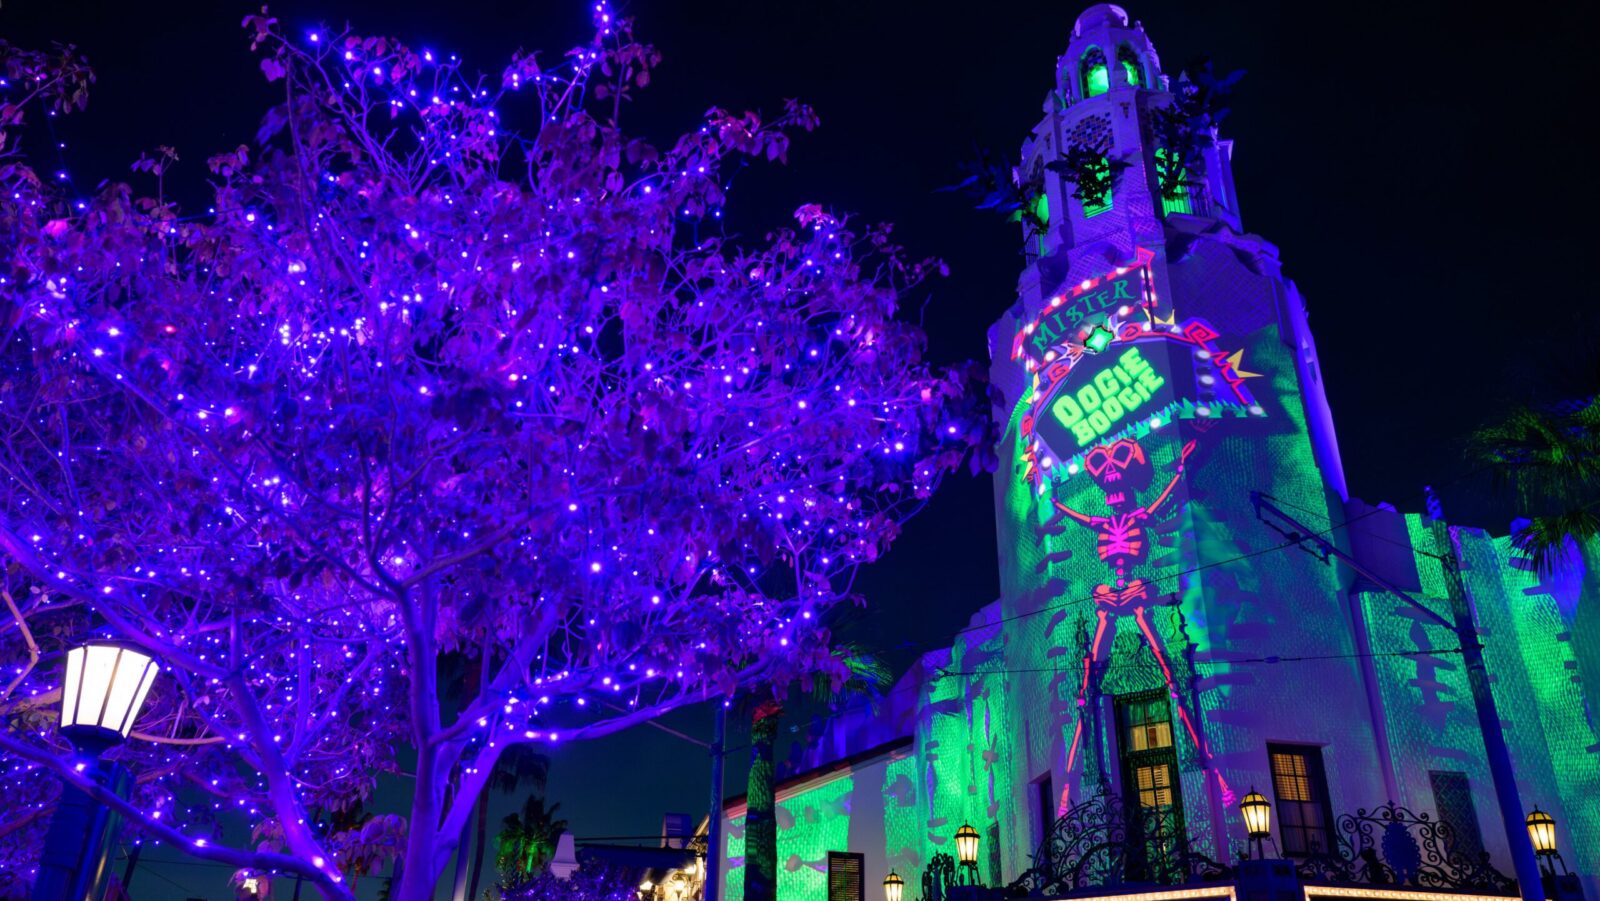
[59,641,161,752]
[1525,807,1570,878]
[883,870,905,901]
[1525,808,1556,858]
[33,639,160,901]
[955,824,981,884]
[1240,788,1272,859]
[234,870,271,900]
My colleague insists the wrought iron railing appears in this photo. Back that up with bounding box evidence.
[1004,791,1230,897]
[990,794,1519,899]
[1292,802,1516,894]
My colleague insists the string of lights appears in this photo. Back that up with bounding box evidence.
[0,4,990,894]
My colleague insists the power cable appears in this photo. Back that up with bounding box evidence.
[933,645,1462,678]
[940,457,1502,641]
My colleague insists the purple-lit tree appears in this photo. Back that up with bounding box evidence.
[0,9,985,900]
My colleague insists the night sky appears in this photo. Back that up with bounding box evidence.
[3,0,1595,896]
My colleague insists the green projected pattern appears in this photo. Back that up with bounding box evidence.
[724,813,747,901]
[773,776,856,901]
[724,240,1600,895]
[1359,521,1600,880]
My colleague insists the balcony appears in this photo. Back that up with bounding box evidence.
[912,792,1583,901]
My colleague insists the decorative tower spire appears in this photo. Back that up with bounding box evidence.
[1016,3,1242,300]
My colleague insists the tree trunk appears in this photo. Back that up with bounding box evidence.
[466,793,490,901]
[450,813,472,901]
[704,703,727,901]
[742,701,783,901]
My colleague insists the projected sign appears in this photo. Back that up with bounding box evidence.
[1011,251,1266,488]
[1039,345,1171,451]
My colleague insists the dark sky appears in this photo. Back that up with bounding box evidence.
[3,0,1595,895]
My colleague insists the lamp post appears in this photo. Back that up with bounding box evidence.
[1525,809,1556,863]
[1525,808,1566,876]
[32,640,159,901]
[1524,808,1587,901]
[1251,495,1548,901]
[234,870,271,900]
[954,824,981,885]
[1240,788,1272,860]
[883,870,904,901]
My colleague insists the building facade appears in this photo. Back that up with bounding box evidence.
[717,6,1599,901]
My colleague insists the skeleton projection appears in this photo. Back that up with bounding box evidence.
[1049,435,1233,806]
[1011,259,1263,815]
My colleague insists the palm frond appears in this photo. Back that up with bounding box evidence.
[1469,396,1600,513]
[1512,508,1600,576]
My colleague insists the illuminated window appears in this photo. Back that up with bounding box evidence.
[1132,762,1175,809]
[826,851,864,901]
[1116,691,1185,873]
[1117,45,1144,88]
[1268,744,1335,856]
[1429,771,1485,861]
[1124,696,1174,753]
[1155,148,1191,216]
[1081,47,1110,98]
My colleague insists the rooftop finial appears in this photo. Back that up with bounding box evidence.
[1074,3,1130,35]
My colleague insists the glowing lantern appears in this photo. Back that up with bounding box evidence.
[883,870,905,901]
[1526,808,1557,856]
[955,823,981,868]
[60,641,159,751]
[1240,789,1272,839]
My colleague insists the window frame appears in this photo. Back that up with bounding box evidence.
[1032,771,1057,853]
[1080,46,1110,99]
[1114,690,1186,867]
[826,851,865,901]
[1428,770,1485,861]
[1267,743,1337,857]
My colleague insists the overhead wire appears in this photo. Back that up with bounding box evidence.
[938,457,1501,641]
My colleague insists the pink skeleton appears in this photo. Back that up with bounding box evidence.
[1051,436,1233,806]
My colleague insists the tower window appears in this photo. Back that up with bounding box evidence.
[1117,45,1144,88]
[1076,154,1114,218]
[1155,147,1192,216]
[1268,744,1336,856]
[1081,47,1110,98]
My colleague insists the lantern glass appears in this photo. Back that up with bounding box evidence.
[61,642,159,739]
[883,871,904,901]
[1240,789,1272,839]
[1526,809,1557,855]
[954,824,980,866]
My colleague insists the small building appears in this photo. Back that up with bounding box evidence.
[717,6,1599,901]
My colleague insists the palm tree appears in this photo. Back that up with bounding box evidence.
[436,653,552,901]
[496,795,569,890]
[741,643,893,901]
[1468,391,1600,573]
[463,745,551,901]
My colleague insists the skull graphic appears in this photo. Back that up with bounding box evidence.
[1084,437,1153,508]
